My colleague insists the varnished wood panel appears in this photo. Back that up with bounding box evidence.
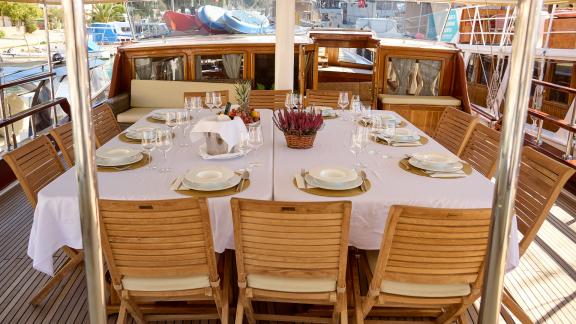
[383,104,448,136]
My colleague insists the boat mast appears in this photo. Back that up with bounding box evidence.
[479,0,544,322]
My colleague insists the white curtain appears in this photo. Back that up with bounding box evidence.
[222,54,243,79]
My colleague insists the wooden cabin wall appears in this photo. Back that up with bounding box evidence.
[459,9,508,45]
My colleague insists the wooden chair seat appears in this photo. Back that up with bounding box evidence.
[121,275,211,292]
[49,122,74,167]
[247,273,336,293]
[365,250,471,298]
[433,107,478,155]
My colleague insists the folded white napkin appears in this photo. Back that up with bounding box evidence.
[294,173,316,189]
[427,170,467,178]
[391,141,422,147]
[198,144,247,160]
[191,116,247,153]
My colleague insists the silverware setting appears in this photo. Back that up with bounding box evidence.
[359,170,368,192]
[300,169,308,189]
[237,170,250,192]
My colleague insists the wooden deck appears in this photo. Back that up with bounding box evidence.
[0,184,574,324]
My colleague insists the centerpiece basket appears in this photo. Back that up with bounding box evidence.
[273,109,323,149]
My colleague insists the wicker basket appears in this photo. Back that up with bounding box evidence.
[284,133,316,149]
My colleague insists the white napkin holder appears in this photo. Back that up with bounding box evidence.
[192,116,247,155]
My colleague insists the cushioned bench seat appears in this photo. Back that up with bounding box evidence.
[379,94,461,106]
[118,80,238,124]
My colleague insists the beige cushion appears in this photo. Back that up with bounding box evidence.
[116,107,159,123]
[379,94,461,106]
[122,275,210,292]
[247,274,336,293]
[366,250,471,298]
[130,80,238,108]
[3,94,29,138]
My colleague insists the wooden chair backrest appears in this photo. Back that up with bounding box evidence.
[248,90,290,110]
[231,198,351,288]
[369,205,492,294]
[3,135,65,207]
[515,147,575,255]
[184,90,230,106]
[459,123,501,179]
[433,107,478,155]
[305,89,350,109]
[99,198,219,287]
[92,103,121,148]
[49,122,74,167]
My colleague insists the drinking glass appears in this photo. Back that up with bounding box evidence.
[362,103,372,119]
[155,129,173,173]
[338,92,349,117]
[351,101,363,122]
[213,92,222,111]
[184,96,193,110]
[165,111,178,135]
[176,111,190,147]
[140,128,156,170]
[205,92,213,111]
[238,129,251,157]
[285,93,293,110]
[247,124,263,168]
[349,126,369,170]
[381,119,396,138]
[293,93,303,110]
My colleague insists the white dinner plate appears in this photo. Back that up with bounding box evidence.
[410,152,460,168]
[96,147,142,164]
[198,144,246,160]
[388,128,421,143]
[409,157,463,173]
[96,153,143,167]
[184,166,235,186]
[151,109,185,121]
[308,166,358,185]
[379,114,402,125]
[125,127,158,140]
[305,174,363,191]
[182,174,241,191]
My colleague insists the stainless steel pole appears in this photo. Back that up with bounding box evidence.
[42,0,57,127]
[60,0,106,323]
[478,0,543,323]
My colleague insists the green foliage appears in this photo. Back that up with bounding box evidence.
[256,83,266,90]
[234,80,252,111]
[0,30,5,38]
[48,8,63,29]
[24,19,37,34]
[89,4,126,23]
[0,2,41,26]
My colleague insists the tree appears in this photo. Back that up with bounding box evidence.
[89,4,126,23]
[48,8,63,29]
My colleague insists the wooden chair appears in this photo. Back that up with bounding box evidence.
[305,89,351,109]
[231,198,352,324]
[99,197,229,324]
[3,135,84,305]
[459,123,501,179]
[433,107,478,155]
[248,89,290,110]
[184,90,230,107]
[49,122,74,167]
[92,103,122,147]
[498,147,575,324]
[353,205,492,324]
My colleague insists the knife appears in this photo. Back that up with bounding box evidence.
[360,170,367,192]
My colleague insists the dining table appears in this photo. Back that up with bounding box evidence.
[28,108,520,277]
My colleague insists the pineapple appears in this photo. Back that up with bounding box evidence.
[234,80,252,113]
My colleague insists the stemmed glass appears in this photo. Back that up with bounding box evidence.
[351,101,363,122]
[349,125,369,170]
[205,92,214,112]
[238,129,251,157]
[338,92,349,118]
[213,92,222,111]
[165,111,178,135]
[155,128,173,173]
[285,93,294,110]
[293,93,303,110]
[141,128,156,170]
[247,123,263,168]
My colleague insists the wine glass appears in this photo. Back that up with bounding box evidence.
[165,111,178,135]
[184,96,193,110]
[362,103,372,119]
[349,126,369,170]
[247,124,263,168]
[293,93,303,110]
[176,111,190,147]
[238,129,251,157]
[205,92,213,112]
[338,92,349,117]
[155,128,173,173]
[351,101,363,122]
[285,93,293,110]
[213,92,222,111]
[141,128,156,170]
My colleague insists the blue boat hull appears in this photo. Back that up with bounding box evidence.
[222,10,270,34]
[197,5,227,31]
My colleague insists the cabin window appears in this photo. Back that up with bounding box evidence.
[386,58,441,96]
[254,54,275,90]
[547,62,572,104]
[134,56,184,81]
[194,54,244,81]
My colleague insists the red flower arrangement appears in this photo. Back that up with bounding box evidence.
[273,109,324,149]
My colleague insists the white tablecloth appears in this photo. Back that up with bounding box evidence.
[29,109,519,276]
[273,111,519,270]
[28,110,274,276]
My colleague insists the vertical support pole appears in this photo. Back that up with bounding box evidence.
[274,0,295,91]
[60,0,106,323]
[478,0,544,323]
[0,91,10,151]
[438,4,452,41]
[42,0,57,127]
